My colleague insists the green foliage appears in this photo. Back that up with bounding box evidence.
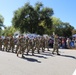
[51,17,74,37]
[0,14,4,24]
[0,14,5,36]
[2,26,16,36]
[12,2,53,35]
[72,29,76,35]
[12,2,74,36]
[0,14,5,28]
[61,22,74,37]
[51,17,62,32]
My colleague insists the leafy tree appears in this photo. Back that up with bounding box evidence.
[0,14,5,29]
[61,22,74,37]
[51,17,74,37]
[55,22,74,37]
[0,14,5,36]
[51,17,62,35]
[0,14,4,24]
[72,29,76,35]
[2,26,16,36]
[12,2,53,35]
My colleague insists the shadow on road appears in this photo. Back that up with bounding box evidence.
[40,51,54,57]
[25,54,47,59]
[20,56,41,63]
[33,55,47,59]
[60,54,76,59]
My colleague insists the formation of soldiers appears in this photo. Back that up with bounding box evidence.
[0,35,50,57]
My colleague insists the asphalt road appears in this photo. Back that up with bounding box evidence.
[0,49,76,75]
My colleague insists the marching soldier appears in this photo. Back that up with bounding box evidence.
[17,35,26,57]
[3,36,9,51]
[52,34,60,55]
[32,38,36,55]
[41,36,45,52]
[0,36,3,50]
[15,36,20,53]
[45,36,50,51]
[27,38,35,55]
[35,37,40,54]
[9,36,14,53]
[25,36,29,53]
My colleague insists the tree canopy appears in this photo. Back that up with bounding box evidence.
[0,14,5,28]
[0,14,5,36]
[12,2,54,35]
[51,17,74,37]
[0,14,4,24]
[0,2,74,37]
[2,26,16,36]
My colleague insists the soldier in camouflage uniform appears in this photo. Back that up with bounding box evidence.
[52,34,60,55]
[15,36,20,53]
[35,37,40,54]
[0,36,3,50]
[9,36,14,53]
[41,36,45,52]
[27,38,35,55]
[25,37,29,53]
[32,38,36,54]
[45,36,50,51]
[3,36,9,51]
[26,38,30,55]
[17,35,26,57]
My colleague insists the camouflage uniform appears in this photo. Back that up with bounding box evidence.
[9,36,14,52]
[41,37,45,52]
[27,39,35,55]
[0,36,3,50]
[15,36,20,53]
[25,37,29,53]
[52,35,60,55]
[3,37,9,51]
[17,35,26,57]
[32,38,36,54]
[35,37,40,53]
[45,37,50,51]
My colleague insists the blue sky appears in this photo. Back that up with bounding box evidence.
[0,0,76,29]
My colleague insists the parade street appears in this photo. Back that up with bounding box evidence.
[0,49,76,75]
